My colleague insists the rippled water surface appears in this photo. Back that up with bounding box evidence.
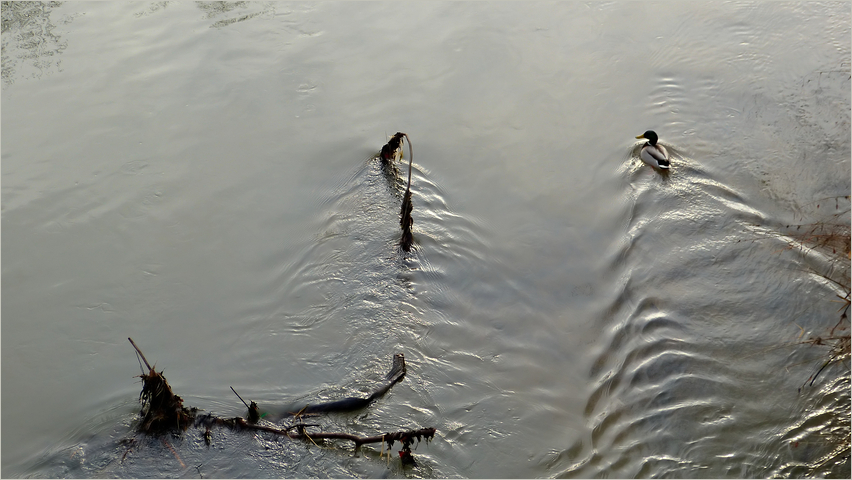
[2,2,850,478]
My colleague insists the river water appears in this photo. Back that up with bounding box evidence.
[2,1,850,478]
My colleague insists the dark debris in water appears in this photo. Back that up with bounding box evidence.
[126,338,436,468]
[400,190,414,252]
[385,428,435,467]
[129,338,197,434]
[137,367,198,433]
[377,132,416,252]
[380,132,407,166]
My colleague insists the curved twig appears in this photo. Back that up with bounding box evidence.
[128,337,152,371]
[402,133,413,195]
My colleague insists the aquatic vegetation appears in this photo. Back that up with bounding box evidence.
[378,132,416,252]
[130,338,197,434]
[777,196,850,476]
[785,196,850,387]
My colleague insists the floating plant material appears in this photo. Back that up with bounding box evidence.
[380,132,407,165]
[125,339,433,468]
[394,133,415,252]
[129,338,198,434]
[376,132,416,251]
[400,189,414,251]
[385,428,435,467]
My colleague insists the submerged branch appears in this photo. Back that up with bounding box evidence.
[126,340,434,467]
[196,414,435,448]
[128,337,153,371]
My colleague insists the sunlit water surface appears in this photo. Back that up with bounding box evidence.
[2,2,850,478]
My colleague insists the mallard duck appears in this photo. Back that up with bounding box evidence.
[635,130,670,170]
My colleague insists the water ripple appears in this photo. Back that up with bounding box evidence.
[558,134,844,477]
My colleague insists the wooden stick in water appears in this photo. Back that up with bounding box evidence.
[230,386,251,410]
[128,337,152,371]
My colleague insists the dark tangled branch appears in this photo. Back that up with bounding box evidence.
[378,132,416,251]
[126,338,436,467]
[195,414,435,448]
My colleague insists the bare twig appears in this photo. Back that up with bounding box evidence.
[128,337,152,371]
[230,386,251,410]
[162,438,186,469]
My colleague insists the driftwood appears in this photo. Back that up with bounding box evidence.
[277,352,406,417]
[194,415,434,465]
[127,338,435,467]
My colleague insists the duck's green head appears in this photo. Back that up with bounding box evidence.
[636,130,659,145]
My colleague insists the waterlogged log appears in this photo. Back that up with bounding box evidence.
[280,352,406,417]
[196,414,434,449]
